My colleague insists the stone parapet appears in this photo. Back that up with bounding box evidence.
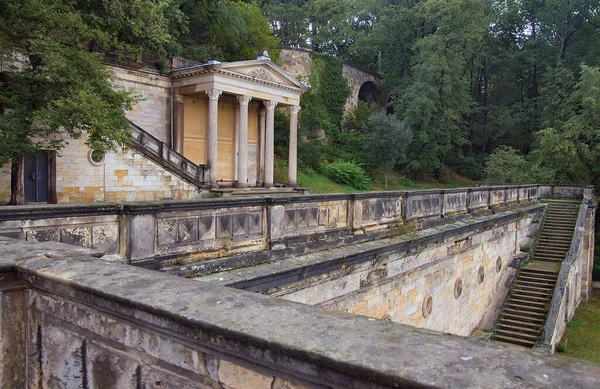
[1,236,600,388]
[0,185,585,266]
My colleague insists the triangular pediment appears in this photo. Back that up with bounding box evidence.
[218,60,307,91]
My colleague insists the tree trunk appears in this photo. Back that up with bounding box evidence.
[9,154,24,205]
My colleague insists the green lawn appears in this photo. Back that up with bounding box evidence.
[557,289,600,363]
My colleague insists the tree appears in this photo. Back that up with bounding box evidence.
[362,112,412,174]
[0,0,183,204]
[180,0,279,62]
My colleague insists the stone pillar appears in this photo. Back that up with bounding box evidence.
[206,89,222,187]
[237,95,252,188]
[258,108,266,184]
[173,91,184,153]
[288,105,300,186]
[264,101,277,188]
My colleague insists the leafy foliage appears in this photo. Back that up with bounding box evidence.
[0,0,183,203]
[180,0,279,62]
[325,161,370,190]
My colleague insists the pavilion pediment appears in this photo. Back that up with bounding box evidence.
[220,61,305,90]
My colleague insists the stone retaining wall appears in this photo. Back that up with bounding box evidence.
[1,237,600,389]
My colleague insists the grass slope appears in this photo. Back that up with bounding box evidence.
[558,289,600,363]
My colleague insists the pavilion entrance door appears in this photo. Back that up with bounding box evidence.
[217,102,235,184]
[24,153,49,202]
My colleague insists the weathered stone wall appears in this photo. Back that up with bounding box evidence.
[1,237,600,389]
[279,48,377,113]
[277,211,540,336]
[0,185,552,265]
[108,65,171,142]
[342,63,377,112]
[54,137,204,203]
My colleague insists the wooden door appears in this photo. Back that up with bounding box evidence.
[217,102,235,182]
[182,97,207,164]
[24,153,49,202]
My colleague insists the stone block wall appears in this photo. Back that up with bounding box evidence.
[2,237,599,389]
[268,208,543,337]
[341,63,377,112]
[278,49,311,82]
[54,137,204,203]
[108,65,171,142]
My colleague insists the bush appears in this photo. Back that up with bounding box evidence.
[325,161,371,190]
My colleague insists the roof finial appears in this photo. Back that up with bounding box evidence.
[257,48,270,61]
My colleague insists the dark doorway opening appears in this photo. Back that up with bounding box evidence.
[24,153,49,202]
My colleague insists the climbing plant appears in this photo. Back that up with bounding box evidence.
[298,52,349,167]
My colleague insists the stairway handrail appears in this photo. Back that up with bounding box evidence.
[539,199,587,346]
[127,121,209,187]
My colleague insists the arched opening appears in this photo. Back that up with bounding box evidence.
[358,81,378,105]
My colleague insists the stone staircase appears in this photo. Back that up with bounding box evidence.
[127,121,208,188]
[492,200,579,347]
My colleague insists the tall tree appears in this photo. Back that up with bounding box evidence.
[0,0,184,204]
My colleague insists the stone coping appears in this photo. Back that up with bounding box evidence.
[0,184,551,220]
[195,205,547,291]
[2,236,600,388]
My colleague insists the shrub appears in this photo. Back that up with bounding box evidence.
[325,161,371,190]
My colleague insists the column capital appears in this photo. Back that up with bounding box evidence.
[205,88,222,101]
[264,101,278,111]
[173,89,184,104]
[237,95,252,106]
[289,105,301,115]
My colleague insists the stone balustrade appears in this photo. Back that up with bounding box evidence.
[0,185,592,266]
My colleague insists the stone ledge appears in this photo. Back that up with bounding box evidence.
[1,236,600,388]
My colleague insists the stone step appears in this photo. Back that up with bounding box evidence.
[531,252,566,260]
[535,241,572,249]
[504,302,548,314]
[493,334,536,348]
[519,268,559,276]
[533,249,568,257]
[506,297,548,308]
[503,307,547,320]
[518,273,557,282]
[511,288,552,299]
[497,322,542,335]
[499,316,544,331]
[501,312,546,325]
[494,328,540,341]
[512,285,554,296]
[510,292,551,303]
[538,234,573,240]
[515,279,555,289]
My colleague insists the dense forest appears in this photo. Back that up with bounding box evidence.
[1,0,599,190]
[256,0,600,187]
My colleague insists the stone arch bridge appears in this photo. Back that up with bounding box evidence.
[279,48,378,113]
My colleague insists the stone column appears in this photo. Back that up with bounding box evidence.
[173,91,184,153]
[288,105,300,186]
[236,95,252,188]
[264,101,278,188]
[206,88,222,187]
[258,108,266,184]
